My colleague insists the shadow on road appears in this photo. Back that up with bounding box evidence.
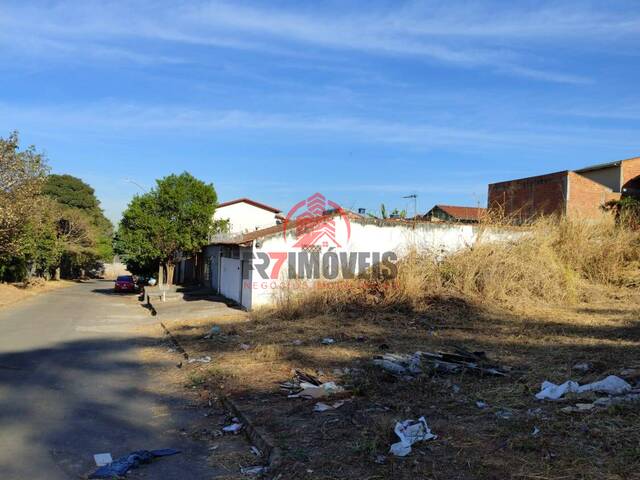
[0,334,220,479]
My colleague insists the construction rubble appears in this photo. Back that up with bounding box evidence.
[373,347,510,378]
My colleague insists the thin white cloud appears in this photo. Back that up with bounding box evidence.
[1,101,639,151]
[3,0,635,83]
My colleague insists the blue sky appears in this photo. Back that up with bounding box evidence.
[1,1,640,223]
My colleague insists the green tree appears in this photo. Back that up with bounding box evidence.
[43,174,100,211]
[43,174,114,276]
[0,132,51,281]
[115,172,222,286]
[0,132,49,259]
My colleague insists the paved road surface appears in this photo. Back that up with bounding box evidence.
[0,280,229,479]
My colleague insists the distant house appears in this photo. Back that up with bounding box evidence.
[177,198,282,284]
[488,156,640,221]
[213,198,282,234]
[424,205,486,224]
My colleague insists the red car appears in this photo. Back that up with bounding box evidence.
[114,275,136,292]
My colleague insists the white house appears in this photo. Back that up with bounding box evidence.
[177,198,282,284]
[214,198,282,234]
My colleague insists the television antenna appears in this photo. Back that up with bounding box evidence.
[403,194,418,219]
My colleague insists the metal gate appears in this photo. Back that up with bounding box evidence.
[220,257,242,303]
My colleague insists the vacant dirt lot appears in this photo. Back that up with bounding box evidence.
[0,280,73,309]
[163,289,640,480]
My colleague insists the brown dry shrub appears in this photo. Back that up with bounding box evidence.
[260,216,640,318]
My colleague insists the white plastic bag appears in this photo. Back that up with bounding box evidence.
[389,417,436,457]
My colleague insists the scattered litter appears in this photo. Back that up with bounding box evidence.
[527,407,543,417]
[452,384,461,394]
[374,454,387,464]
[281,370,319,391]
[495,409,514,420]
[580,375,632,395]
[476,401,489,409]
[93,453,112,467]
[561,403,595,413]
[535,375,632,400]
[240,343,251,350]
[240,465,267,476]
[562,391,640,412]
[208,445,219,451]
[572,362,591,372]
[321,337,336,345]
[373,353,422,376]
[166,347,176,353]
[290,381,345,399]
[292,339,303,346]
[313,400,345,412]
[535,380,580,400]
[389,417,436,457]
[222,421,243,434]
[89,449,180,479]
[250,446,262,457]
[203,326,222,339]
[594,392,640,407]
[374,347,509,378]
[188,355,212,364]
[282,369,347,399]
[531,426,540,436]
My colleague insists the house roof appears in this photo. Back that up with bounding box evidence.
[574,160,621,174]
[574,156,640,174]
[216,198,281,214]
[209,210,394,246]
[429,205,486,221]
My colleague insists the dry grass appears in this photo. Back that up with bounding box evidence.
[258,216,640,317]
[0,279,73,309]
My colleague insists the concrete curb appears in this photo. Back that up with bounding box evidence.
[159,322,282,474]
[220,396,283,471]
[159,322,189,360]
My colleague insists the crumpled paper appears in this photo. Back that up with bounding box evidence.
[389,417,436,457]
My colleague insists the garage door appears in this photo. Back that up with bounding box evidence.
[220,257,242,304]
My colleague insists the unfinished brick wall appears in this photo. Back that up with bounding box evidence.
[488,172,567,220]
[621,157,640,199]
[566,172,612,219]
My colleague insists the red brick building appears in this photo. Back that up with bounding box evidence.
[488,156,640,221]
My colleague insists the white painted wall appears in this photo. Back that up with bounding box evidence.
[214,202,280,234]
[243,219,521,309]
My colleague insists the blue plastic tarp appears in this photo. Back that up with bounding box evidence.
[89,448,180,478]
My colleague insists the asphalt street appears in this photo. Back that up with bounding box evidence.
[0,280,228,479]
